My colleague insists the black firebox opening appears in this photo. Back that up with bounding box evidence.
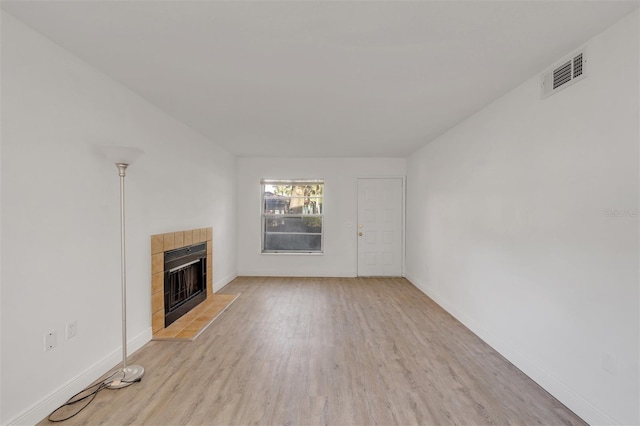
[164,242,207,327]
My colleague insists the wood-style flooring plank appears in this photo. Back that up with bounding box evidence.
[40,277,586,425]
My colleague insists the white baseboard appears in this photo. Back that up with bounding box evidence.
[237,270,356,278]
[214,273,238,292]
[404,273,618,426]
[126,327,153,357]
[7,328,152,426]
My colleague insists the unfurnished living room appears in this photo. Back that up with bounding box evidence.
[1,1,638,425]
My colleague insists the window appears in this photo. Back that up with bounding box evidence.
[261,179,324,253]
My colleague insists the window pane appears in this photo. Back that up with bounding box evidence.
[264,197,322,215]
[264,196,290,214]
[264,234,322,251]
[265,217,322,233]
[309,198,322,214]
[262,179,324,253]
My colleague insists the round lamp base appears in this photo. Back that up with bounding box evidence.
[105,365,145,389]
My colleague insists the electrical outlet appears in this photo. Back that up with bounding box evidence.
[45,331,57,352]
[66,320,77,339]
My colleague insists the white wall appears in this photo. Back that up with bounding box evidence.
[0,45,3,423]
[0,13,237,424]
[237,157,406,277]
[406,10,639,426]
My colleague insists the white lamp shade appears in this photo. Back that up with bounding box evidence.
[100,145,144,165]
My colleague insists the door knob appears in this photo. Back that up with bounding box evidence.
[358,232,363,236]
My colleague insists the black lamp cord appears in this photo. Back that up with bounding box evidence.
[47,371,141,422]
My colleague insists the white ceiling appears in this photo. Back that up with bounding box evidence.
[2,1,638,157]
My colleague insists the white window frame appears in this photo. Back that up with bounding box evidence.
[261,179,324,254]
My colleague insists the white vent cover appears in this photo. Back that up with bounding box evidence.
[541,49,587,98]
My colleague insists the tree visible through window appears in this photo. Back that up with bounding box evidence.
[261,179,324,253]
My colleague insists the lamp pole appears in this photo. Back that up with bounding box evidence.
[106,161,144,388]
[117,163,129,371]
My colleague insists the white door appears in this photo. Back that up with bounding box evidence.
[357,178,404,276]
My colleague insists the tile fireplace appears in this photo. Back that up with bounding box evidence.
[151,227,212,335]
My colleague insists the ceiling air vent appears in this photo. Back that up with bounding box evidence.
[542,49,587,98]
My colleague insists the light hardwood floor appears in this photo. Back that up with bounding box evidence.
[42,277,585,425]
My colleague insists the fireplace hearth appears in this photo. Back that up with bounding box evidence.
[164,242,207,327]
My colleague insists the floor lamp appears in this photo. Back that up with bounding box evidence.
[101,146,145,388]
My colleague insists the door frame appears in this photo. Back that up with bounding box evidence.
[355,176,406,277]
